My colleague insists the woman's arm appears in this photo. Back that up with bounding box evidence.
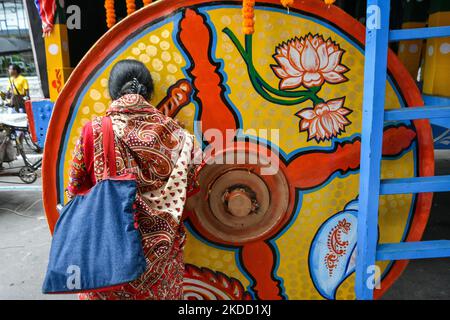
[23,78,30,100]
[184,139,206,212]
[65,124,94,200]
[186,140,204,198]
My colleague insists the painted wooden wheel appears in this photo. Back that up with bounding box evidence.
[42,0,434,300]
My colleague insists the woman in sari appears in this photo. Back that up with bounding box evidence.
[66,60,200,300]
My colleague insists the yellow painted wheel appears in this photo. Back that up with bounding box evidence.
[43,0,434,300]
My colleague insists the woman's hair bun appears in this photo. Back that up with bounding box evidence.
[118,77,148,97]
[108,60,154,100]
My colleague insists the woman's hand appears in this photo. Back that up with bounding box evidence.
[184,194,198,213]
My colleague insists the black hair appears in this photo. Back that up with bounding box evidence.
[108,59,154,100]
[9,64,22,74]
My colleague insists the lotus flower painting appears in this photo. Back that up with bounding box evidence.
[296,97,352,142]
[272,34,348,89]
[224,30,352,143]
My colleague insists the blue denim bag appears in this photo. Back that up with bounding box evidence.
[42,117,146,293]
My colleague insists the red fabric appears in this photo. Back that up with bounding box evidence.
[65,123,93,197]
[24,101,37,143]
[101,116,117,177]
[82,122,95,186]
[37,0,57,35]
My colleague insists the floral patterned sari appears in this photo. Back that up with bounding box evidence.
[66,94,199,300]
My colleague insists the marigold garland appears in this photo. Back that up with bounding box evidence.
[281,0,336,8]
[280,0,294,8]
[105,0,116,29]
[143,0,152,6]
[242,0,255,35]
[126,0,136,15]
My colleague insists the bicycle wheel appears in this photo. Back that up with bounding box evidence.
[19,166,37,184]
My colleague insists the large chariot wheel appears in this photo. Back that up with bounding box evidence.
[42,0,434,300]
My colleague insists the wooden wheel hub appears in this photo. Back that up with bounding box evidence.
[193,147,290,244]
[224,188,255,217]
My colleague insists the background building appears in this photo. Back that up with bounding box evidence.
[0,0,42,98]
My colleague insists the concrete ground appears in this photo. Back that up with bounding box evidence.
[0,154,77,300]
[0,151,448,300]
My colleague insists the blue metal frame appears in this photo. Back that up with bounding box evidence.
[355,0,391,300]
[377,241,450,261]
[389,26,450,42]
[422,96,450,129]
[356,0,450,300]
[429,118,450,129]
[380,175,450,194]
[384,106,450,121]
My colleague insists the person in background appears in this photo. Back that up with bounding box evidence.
[6,64,30,113]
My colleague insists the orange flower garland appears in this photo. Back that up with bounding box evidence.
[280,0,294,8]
[104,0,116,29]
[143,0,152,6]
[126,0,136,15]
[242,0,255,35]
[242,0,336,35]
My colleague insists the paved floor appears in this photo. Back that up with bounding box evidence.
[0,153,77,300]
[0,152,448,300]
[0,185,75,299]
[382,150,450,300]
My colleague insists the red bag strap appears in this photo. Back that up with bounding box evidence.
[101,116,117,178]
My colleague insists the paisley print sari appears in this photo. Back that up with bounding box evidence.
[66,94,200,300]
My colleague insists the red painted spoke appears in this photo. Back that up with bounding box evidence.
[179,9,238,142]
[286,125,416,190]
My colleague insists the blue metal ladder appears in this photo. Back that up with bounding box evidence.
[356,0,450,300]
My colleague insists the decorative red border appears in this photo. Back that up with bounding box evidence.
[42,0,434,299]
